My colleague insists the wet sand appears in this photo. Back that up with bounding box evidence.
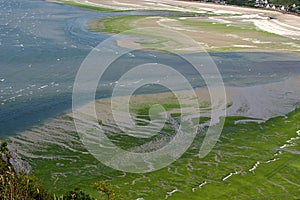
[64,0,300,40]
[9,76,300,157]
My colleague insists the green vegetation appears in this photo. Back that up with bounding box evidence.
[0,148,51,199]
[0,141,120,200]
[94,181,119,200]
[268,0,300,4]
[88,16,147,34]
[226,0,300,6]
[223,0,300,13]
[106,108,300,199]
[61,188,94,200]
[0,141,8,153]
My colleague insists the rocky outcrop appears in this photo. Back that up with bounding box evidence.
[1,151,31,175]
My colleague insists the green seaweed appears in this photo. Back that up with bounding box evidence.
[13,105,300,199]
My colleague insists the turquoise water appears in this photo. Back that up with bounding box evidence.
[0,0,300,136]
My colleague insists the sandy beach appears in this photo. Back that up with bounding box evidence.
[65,0,300,40]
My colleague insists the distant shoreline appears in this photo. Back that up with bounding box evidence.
[53,0,300,48]
[87,14,300,54]
[52,0,300,16]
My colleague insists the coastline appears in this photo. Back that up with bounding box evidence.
[4,0,300,199]
[7,76,300,197]
[52,0,300,53]
[56,0,300,26]
[87,14,300,54]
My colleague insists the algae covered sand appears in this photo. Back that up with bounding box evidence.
[88,14,300,53]
[66,0,300,53]
[8,103,300,199]
[8,79,300,199]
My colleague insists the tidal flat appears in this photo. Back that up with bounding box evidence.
[8,78,300,199]
[2,0,300,199]
[7,101,300,199]
[88,15,300,54]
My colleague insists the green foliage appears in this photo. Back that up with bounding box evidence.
[94,181,118,200]
[0,158,51,200]
[291,5,300,13]
[0,141,8,153]
[226,0,253,6]
[1,154,119,200]
[268,0,300,5]
[62,188,94,200]
[226,0,300,6]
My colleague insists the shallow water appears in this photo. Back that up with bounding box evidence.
[0,0,300,136]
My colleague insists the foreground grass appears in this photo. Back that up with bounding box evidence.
[0,158,51,199]
[0,154,120,199]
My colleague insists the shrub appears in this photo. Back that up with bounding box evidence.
[0,158,51,200]
[94,180,118,200]
[62,188,94,200]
